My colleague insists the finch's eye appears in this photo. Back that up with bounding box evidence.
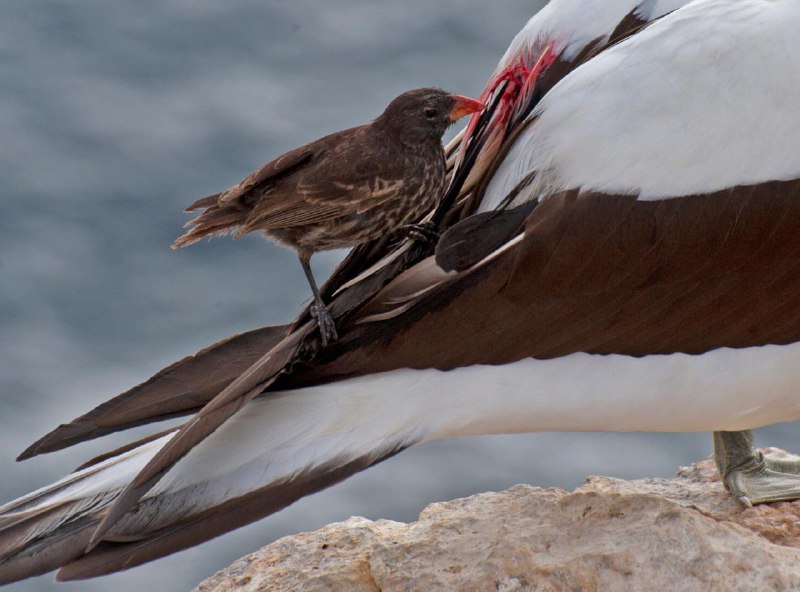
[424,108,438,118]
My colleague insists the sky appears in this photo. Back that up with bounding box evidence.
[2,1,799,590]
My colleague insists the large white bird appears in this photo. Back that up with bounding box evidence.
[4,0,800,583]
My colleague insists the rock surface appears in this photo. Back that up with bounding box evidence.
[194,452,800,592]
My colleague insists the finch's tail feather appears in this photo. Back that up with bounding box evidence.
[184,193,221,212]
[171,202,248,249]
[172,193,253,249]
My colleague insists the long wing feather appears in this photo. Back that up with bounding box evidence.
[86,323,314,548]
[217,145,315,208]
[18,325,290,460]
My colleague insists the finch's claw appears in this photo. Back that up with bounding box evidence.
[402,221,440,246]
[310,303,338,347]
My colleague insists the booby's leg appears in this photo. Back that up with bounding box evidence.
[299,252,338,347]
[714,430,800,506]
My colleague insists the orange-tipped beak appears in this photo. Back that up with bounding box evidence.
[448,94,486,121]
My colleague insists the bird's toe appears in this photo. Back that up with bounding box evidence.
[715,431,800,505]
[401,221,440,246]
[310,304,338,347]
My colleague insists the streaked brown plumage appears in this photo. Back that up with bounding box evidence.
[172,88,485,345]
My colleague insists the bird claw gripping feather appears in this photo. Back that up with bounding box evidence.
[309,303,339,347]
[401,221,440,246]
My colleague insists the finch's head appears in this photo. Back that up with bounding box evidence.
[378,88,485,142]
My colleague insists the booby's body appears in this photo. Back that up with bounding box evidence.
[4,0,800,584]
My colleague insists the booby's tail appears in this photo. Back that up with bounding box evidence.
[0,379,422,583]
[0,434,170,584]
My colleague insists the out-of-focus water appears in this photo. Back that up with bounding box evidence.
[1,2,798,590]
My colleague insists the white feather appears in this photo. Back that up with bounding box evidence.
[497,0,681,68]
[0,435,172,516]
[636,0,695,20]
[481,0,800,210]
[1,381,424,540]
[182,342,800,457]
[0,434,173,551]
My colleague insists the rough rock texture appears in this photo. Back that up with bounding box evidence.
[194,452,800,592]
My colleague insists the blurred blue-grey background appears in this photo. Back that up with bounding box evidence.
[2,1,798,590]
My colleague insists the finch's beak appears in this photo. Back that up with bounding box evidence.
[448,94,486,121]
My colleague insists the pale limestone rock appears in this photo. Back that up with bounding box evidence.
[194,454,800,592]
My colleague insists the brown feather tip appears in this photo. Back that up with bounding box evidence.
[184,193,221,212]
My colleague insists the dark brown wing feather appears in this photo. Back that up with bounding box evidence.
[18,325,289,460]
[0,515,99,585]
[87,323,315,548]
[217,145,315,208]
[285,180,800,386]
[435,201,537,272]
[172,142,319,248]
[239,126,411,234]
[240,177,405,232]
[239,201,344,231]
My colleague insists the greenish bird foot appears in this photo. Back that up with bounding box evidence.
[714,430,800,506]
